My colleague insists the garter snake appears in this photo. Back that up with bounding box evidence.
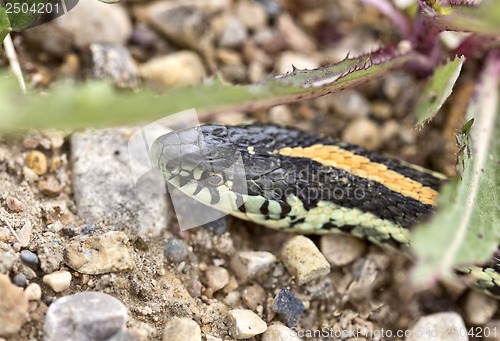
[151,124,500,297]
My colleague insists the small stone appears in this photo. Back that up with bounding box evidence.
[342,118,382,150]
[38,176,64,197]
[320,234,366,266]
[330,90,371,118]
[204,217,230,235]
[463,290,498,325]
[89,43,139,88]
[269,105,293,126]
[484,320,500,341]
[0,274,28,336]
[230,251,277,282]
[44,292,128,341]
[12,273,27,288]
[272,288,304,327]
[188,280,203,298]
[241,284,266,310]
[236,1,268,30]
[277,14,316,53]
[281,236,330,285]
[262,323,302,341]
[371,101,393,120]
[277,51,320,75]
[20,249,39,266]
[139,2,219,53]
[216,48,243,66]
[139,51,206,87]
[223,276,238,295]
[43,270,72,293]
[406,312,467,341]
[228,309,267,339]
[6,196,25,213]
[347,253,389,298]
[25,0,131,57]
[163,317,201,341]
[218,16,248,48]
[25,150,48,175]
[24,283,42,301]
[206,266,230,293]
[164,239,189,263]
[65,231,135,275]
[16,220,32,248]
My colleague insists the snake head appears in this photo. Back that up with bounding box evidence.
[150,125,248,207]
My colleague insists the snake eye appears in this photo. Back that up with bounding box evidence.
[206,173,224,186]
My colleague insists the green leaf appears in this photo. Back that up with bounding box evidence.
[414,56,464,125]
[411,54,500,288]
[4,0,50,31]
[0,43,413,132]
[0,6,12,53]
[424,0,500,34]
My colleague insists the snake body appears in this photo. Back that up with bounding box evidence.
[151,124,500,297]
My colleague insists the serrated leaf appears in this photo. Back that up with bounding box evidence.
[414,56,464,125]
[411,54,500,288]
[0,44,414,132]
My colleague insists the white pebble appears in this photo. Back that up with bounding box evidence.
[262,323,302,341]
[281,236,330,285]
[228,309,267,339]
[230,251,277,282]
[24,283,42,301]
[43,270,71,292]
[163,317,201,341]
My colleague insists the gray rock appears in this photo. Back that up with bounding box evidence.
[406,312,468,341]
[0,274,28,336]
[24,0,132,57]
[218,16,248,48]
[44,292,128,341]
[65,231,135,275]
[12,273,27,287]
[272,288,304,327]
[20,249,39,266]
[330,89,371,118]
[71,128,168,236]
[235,1,268,30]
[164,239,189,263]
[162,317,201,341]
[89,44,139,88]
[138,2,219,53]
